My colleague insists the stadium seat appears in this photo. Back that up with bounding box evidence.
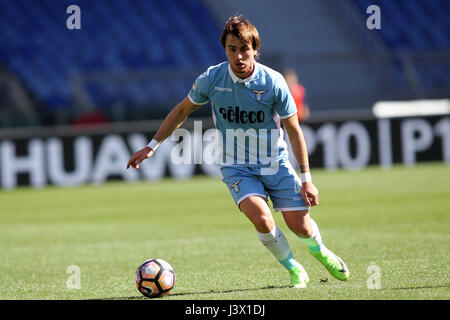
[353,0,450,97]
[0,0,223,123]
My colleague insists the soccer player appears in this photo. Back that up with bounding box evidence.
[127,15,349,288]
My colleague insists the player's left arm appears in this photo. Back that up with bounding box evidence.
[281,115,319,207]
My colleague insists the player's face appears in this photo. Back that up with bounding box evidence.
[225,34,257,79]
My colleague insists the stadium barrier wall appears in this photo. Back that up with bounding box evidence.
[0,115,448,189]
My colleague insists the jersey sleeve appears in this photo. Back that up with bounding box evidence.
[273,75,298,119]
[187,69,211,106]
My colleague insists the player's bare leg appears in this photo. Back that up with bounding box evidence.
[239,196,309,288]
[282,210,349,281]
[239,196,275,233]
[282,209,313,238]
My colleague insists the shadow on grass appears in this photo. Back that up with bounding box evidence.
[92,284,290,300]
[91,283,450,300]
[384,284,450,291]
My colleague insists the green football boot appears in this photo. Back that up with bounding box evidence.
[309,247,349,281]
[289,265,310,288]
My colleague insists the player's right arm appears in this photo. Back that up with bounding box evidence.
[126,96,199,170]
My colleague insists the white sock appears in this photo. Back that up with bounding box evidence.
[298,218,323,252]
[257,226,298,270]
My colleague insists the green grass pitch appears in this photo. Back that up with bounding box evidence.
[0,163,449,300]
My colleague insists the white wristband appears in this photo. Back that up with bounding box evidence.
[300,172,312,183]
[147,139,160,152]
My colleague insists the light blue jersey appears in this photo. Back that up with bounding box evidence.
[188,61,297,167]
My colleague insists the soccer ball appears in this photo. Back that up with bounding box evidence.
[135,258,175,298]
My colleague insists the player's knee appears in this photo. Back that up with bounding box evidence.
[283,210,312,238]
[289,221,312,238]
[253,216,275,233]
[296,227,312,238]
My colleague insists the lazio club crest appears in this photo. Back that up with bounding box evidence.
[231,179,243,193]
[251,89,268,102]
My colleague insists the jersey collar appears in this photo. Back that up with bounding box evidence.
[228,62,258,86]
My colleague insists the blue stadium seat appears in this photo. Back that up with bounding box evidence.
[354,0,450,97]
[0,0,223,118]
[354,0,449,51]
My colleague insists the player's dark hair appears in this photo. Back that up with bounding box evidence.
[220,14,260,57]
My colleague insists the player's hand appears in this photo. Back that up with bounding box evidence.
[301,182,319,207]
[126,146,154,170]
